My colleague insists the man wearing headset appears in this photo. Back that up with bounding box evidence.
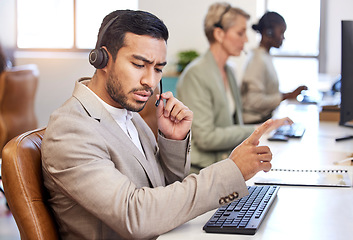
[42,9,275,240]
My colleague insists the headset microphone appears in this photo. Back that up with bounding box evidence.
[155,80,163,107]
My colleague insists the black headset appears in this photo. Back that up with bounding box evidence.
[214,5,231,29]
[89,15,119,69]
[265,28,273,37]
[263,12,274,38]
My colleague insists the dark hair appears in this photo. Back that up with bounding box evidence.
[96,10,169,61]
[252,11,285,34]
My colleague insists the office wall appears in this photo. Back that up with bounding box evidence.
[11,0,260,127]
[0,0,352,127]
[325,0,353,75]
[0,0,16,63]
[139,0,259,75]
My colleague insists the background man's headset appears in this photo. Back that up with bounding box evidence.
[88,14,163,107]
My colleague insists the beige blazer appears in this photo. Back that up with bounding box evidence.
[42,78,249,240]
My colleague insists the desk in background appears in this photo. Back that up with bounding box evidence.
[159,100,353,240]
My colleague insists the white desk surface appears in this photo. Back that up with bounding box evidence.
[159,101,353,240]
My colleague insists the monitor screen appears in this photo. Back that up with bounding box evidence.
[340,20,353,127]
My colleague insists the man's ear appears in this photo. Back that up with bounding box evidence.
[213,27,225,43]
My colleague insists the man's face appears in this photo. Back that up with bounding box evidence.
[106,32,167,112]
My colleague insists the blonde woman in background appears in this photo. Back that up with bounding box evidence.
[177,3,291,173]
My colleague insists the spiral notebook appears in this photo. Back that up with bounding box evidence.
[254,168,352,187]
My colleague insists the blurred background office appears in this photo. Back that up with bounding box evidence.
[0,0,352,128]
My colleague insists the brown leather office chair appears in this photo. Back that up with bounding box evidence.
[1,127,60,240]
[0,64,39,157]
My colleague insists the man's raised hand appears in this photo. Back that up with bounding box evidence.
[229,119,274,181]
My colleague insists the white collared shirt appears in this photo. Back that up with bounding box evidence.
[84,85,145,156]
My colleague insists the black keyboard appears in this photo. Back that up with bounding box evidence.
[268,123,305,141]
[203,185,279,235]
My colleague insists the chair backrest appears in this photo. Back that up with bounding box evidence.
[0,64,39,155]
[1,127,60,240]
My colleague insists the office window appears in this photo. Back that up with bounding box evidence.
[75,0,138,49]
[265,0,320,57]
[17,0,74,49]
[17,0,138,50]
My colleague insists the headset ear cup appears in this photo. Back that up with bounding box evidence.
[89,49,100,68]
[100,48,109,69]
[89,48,109,69]
[266,29,273,37]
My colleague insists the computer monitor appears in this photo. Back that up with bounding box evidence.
[339,20,353,127]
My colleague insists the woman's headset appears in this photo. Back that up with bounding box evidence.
[263,13,274,38]
[265,28,274,38]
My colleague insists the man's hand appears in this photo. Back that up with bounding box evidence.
[229,119,274,181]
[156,91,193,140]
